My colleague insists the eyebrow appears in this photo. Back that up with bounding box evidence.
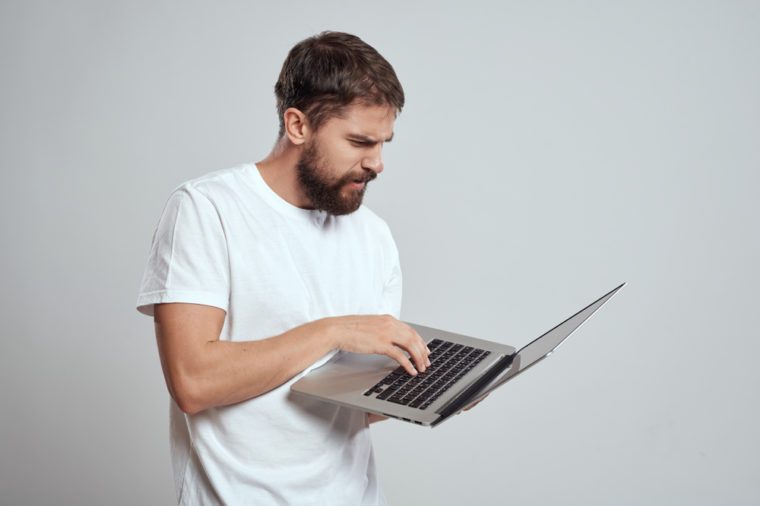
[348,133,394,144]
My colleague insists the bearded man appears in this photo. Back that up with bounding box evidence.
[136,31,430,505]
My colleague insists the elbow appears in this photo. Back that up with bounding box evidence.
[168,374,207,415]
[175,395,204,416]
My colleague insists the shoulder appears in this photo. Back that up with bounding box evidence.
[151,164,255,231]
[173,164,251,202]
[159,164,257,221]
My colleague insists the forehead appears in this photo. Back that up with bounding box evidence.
[320,103,396,140]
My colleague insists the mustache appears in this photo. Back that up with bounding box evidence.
[339,169,377,186]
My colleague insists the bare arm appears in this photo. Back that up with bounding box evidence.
[154,303,430,415]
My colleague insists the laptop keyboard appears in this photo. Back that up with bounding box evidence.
[362,339,491,410]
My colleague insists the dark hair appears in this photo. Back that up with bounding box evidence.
[275,31,405,136]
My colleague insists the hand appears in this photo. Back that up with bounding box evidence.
[463,393,489,412]
[323,315,431,376]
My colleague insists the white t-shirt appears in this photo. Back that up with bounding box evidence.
[136,163,402,505]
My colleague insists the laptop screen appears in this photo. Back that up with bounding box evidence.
[464,283,624,404]
[516,283,624,373]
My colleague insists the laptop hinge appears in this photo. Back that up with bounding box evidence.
[432,353,515,425]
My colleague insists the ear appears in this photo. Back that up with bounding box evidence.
[283,108,310,146]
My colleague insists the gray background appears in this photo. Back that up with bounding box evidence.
[1,1,758,505]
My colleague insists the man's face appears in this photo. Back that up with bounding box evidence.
[296,104,396,215]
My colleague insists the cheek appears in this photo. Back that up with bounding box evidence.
[316,138,363,173]
[331,150,363,173]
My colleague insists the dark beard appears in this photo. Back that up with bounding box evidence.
[296,141,376,216]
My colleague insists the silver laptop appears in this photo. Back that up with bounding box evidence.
[291,283,624,427]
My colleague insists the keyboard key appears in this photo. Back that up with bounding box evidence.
[364,339,491,409]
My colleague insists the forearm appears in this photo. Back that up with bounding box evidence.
[164,318,336,414]
[156,305,430,416]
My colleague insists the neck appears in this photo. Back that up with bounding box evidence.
[255,137,310,209]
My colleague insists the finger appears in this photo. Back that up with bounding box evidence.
[386,345,417,376]
[415,330,432,366]
[464,393,489,411]
[406,326,430,361]
[400,336,427,373]
[398,326,430,372]
[415,340,430,372]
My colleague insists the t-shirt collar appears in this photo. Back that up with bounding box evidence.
[245,163,329,227]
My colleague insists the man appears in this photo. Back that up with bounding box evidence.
[136,32,430,505]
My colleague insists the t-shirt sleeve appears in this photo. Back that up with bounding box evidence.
[136,185,230,316]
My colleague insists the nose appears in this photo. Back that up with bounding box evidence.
[361,146,384,175]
